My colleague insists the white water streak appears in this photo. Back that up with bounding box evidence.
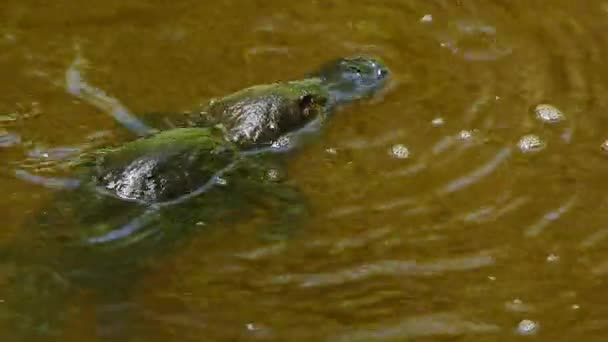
[333,312,500,341]
[270,252,495,288]
[525,195,577,237]
[438,147,511,194]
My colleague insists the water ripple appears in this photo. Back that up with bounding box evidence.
[3,0,608,340]
[438,147,511,194]
[525,195,578,237]
[269,252,495,288]
[436,20,513,61]
[332,312,500,341]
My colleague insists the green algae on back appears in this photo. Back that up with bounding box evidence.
[184,78,329,149]
[85,79,331,204]
[91,127,239,204]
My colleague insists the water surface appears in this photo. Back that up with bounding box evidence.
[2,0,608,340]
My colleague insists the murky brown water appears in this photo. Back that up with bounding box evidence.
[2,0,608,340]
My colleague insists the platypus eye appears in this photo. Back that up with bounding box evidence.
[299,94,315,113]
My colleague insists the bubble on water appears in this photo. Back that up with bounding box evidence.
[458,130,475,141]
[601,140,608,153]
[517,134,546,153]
[534,104,565,123]
[326,147,338,155]
[390,144,410,159]
[516,319,538,336]
[420,14,433,23]
[431,117,445,126]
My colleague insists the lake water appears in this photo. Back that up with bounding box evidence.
[1,0,608,341]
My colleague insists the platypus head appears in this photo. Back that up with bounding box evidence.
[308,55,390,107]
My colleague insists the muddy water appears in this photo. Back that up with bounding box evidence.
[2,0,608,341]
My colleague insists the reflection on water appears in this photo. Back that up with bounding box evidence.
[2,0,608,340]
[268,251,496,287]
[333,312,501,341]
